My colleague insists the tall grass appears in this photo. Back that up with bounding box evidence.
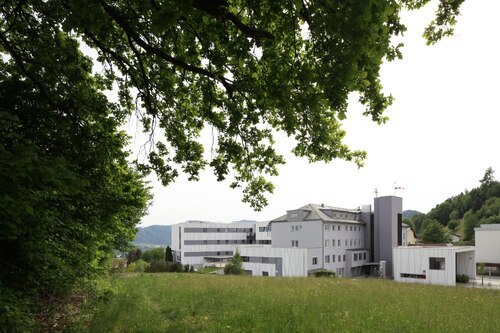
[76,274,500,332]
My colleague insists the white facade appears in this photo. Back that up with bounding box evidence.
[239,246,310,277]
[393,246,476,286]
[171,197,405,278]
[474,224,500,265]
[171,221,255,267]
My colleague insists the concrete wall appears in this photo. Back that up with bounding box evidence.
[475,224,500,264]
[374,196,402,276]
[271,220,322,249]
[393,246,475,286]
[240,246,308,277]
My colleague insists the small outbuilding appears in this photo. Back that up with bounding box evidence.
[393,246,476,286]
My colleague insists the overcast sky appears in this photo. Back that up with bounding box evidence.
[133,1,500,226]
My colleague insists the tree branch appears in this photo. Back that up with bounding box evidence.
[192,0,274,40]
[98,0,233,92]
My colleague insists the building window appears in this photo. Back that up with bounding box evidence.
[354,253,358,261]
[350,240,352,246]
[363,253,367,260]
[325,224,330,231]
[312,257,318,265]
[350,226,353,231]
[338,226,340,231]
[292,240,299,248]
[345,240,348,246]
[325,240,330,248]
[338,255,341,262]
[262,271,269,276]
[332,255,336,262]
[290,212,298,218]
[354,240,357,246]
[343,255,345,262]
[325,255,330,263]
[345,226,348,231]
[429,257,446,270]
[338,239,341,247]
[332,239,335,247]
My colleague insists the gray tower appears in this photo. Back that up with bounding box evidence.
[374,196,402,277]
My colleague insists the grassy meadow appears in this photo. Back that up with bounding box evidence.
[75,273,500,332]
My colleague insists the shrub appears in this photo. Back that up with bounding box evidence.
[142,261,191,273]
[456,274,469,283]
[110,258,127,274]
[142,248,166,263]
[126,259,150,273]
[224,250,244,275]
[313,270,336,278]
[145,260,169,273]
[0,286,34,332]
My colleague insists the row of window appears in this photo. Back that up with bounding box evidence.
[324,239,363,248]
[353,252,367,261]
[258,226,271,232]
[184,239,252,245]
[183,251,232,257]
[323,211,357,220]
[323,254,346,264]
[324,224,362,232]
[291,225,302,231]
[184,227,253,233]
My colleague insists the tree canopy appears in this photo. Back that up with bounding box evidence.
[421,219,451,244]
[0,0,465,210]
[0,0,469,328]
[0,9,151,328]
[406,168,500,242]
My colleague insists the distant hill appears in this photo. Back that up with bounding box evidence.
[133,225,171,247]
[402,210,422,219]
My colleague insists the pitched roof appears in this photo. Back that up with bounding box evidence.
[272,203,364,224]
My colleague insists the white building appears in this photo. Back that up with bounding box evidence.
[270,203,372,277]
[474,224,500,268]
[171,221,256,267]
[239,246,309,277]
[393,246,476,286]
[171,196,407,277]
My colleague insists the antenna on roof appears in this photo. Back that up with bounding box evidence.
[374,188,378,197]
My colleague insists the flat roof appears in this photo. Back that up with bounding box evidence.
[395,246,475,253]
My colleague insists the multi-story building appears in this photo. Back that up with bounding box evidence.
[268,203,369,277]
[171,221,256,267]
[171,196,405,277]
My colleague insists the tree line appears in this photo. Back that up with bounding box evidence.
[405,168,500,243]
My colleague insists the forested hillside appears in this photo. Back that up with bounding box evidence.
[406,168,500,242]
[134,225,171,247]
